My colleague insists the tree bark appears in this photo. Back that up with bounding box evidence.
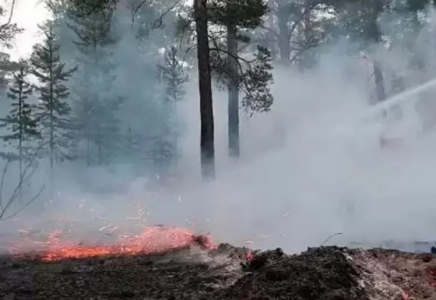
[194,0,215,179]
[18,80,23,202]
[373,60,386,102]
[277,9,290,66]
[367,3,385,103]
[267,0,277,61]
[298,4,312,69]
[227,22,240,158]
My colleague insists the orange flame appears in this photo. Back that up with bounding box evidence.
[10,226,216,262]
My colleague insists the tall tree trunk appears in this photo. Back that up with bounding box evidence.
[97,141,102,165]
[391,72,405,95]
[227,22,240,158]
[373,60,386,102]
[49,108,54,170]
[299,5,312,69]
[194,0,215,179]
[19,137,22,201]
[18,92,23,202]
[49,107,54,202]
[277,10,290,66]
[86,137,90,166]
[49,112,54,166]
[49,26,54,172]
[49,35,55,201]
[367,4,385,103]
[49,69,54,202]
[267,0,277,61]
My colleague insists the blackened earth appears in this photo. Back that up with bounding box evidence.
[0,245,369,300]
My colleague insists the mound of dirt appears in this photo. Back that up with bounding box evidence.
[221,246,368,300]
[350,248,436,300]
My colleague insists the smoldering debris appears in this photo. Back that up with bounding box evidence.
[2,244,436,300]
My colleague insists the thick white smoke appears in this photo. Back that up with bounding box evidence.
[3,1,436,256]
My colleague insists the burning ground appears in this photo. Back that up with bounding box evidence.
[1,229,436,300]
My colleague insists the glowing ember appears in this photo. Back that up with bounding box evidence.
[429,269,436,287]
[246,252,254,261]
[10,226,216,261]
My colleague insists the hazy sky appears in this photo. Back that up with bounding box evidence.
[1,0,49,60]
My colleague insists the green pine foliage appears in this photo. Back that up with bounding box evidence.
[208,0,274,114]
[0,60,39,162]
[68,6,121,165]
[208,0,268,28]
[156,46,188,169]
[30,21,77,169]
[160,46,188,104]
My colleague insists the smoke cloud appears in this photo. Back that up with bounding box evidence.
[2,1,436,255]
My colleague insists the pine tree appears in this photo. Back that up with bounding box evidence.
[158,46,188,168]
[123,125,143,164]
[179,0,271,176]
[0,60,39,180]
[194,0,215,180]
[30,22,77,171]
[208,0,273,158]
[68,5,121,165]
[0,53,20,91]
[0,4,23,50]
[160,46,188,104]
[259,0,331,66]
[66,0,117,18]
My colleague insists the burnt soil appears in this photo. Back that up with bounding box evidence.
[225,247,367,300]
[0,245,371,300]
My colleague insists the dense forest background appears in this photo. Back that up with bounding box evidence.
[0,0,436,249]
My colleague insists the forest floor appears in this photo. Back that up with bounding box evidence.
[1,243,436,300]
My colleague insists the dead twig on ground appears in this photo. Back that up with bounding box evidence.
[320,232,342,246]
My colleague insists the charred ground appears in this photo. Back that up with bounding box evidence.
[2,243,436,300]
[0,245,373,300]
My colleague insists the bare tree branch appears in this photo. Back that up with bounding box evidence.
[151,0,183,29]
[260,24,280,38]
[0,0,16,29]
[181,44,196,62]
[0,161,8,212]
[0,143,45,221]
[0,184,44,221]
[131,0,148,26]
[130,0,183,29]
[209,47,256,69]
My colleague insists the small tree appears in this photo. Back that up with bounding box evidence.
[0,60,39,188]
[158,46,188,167]
[30,21,77,171]
[68,5,122,165]
[160,46,188,104]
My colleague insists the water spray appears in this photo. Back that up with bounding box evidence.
[326,77,436,148]
[358,77,436,123]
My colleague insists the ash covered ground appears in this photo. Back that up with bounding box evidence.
[1,242,436,300]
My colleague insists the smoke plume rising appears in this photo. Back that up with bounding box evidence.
[2,1,436,256]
